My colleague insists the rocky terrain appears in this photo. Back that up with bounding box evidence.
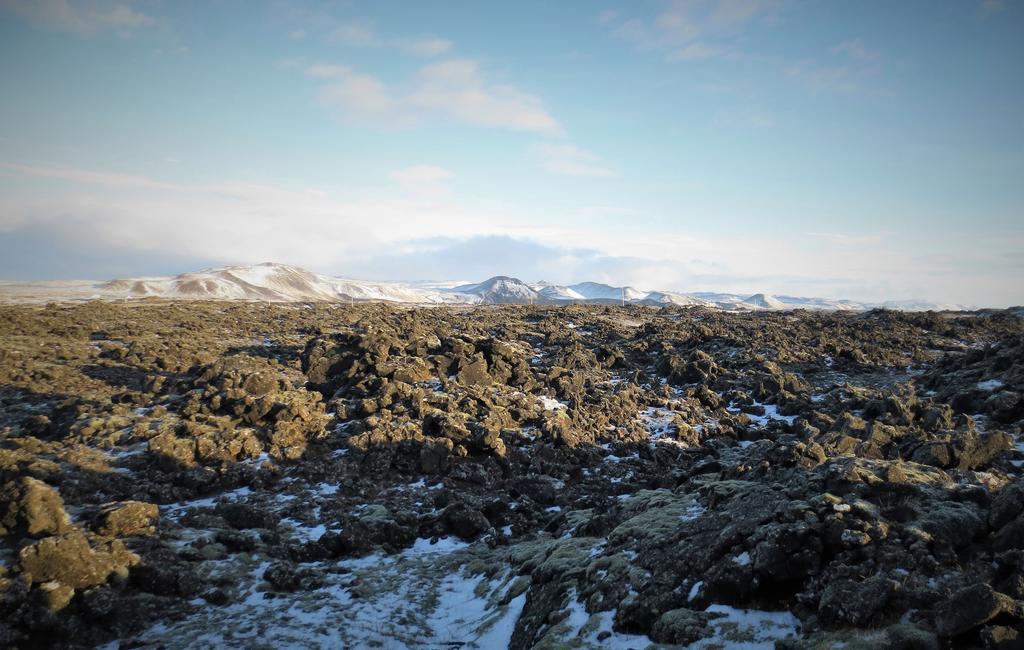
[0,300,1022,648]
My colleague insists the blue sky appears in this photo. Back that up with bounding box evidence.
[0,0,1022,306]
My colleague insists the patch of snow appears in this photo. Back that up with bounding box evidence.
[688,580,704,601]
[977,379,1005,391]
[315,482,340,496]
[692,604,800,649]
[539,396,568,411]
[680,503,706,522]
[161,486,253,519]
[279,518,329,542]
[738,402,797,427]
[405,536,470,557]
[579,610,654,649]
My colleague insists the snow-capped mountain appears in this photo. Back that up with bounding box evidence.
[567,282,648,302]
[773,295,864,311]
[451,276,540,304]
[641,291,714,307]
[102,263,476,304]
[0,263,976,311]
[742,293,786,310]
[878,299,968,312]
[533,283,586,301]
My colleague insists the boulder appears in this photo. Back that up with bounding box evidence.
[443,503,491,540]
[0,478,72,538]
[94,501,159,537]
[18,531,139,589]
[818,576,901,628]
[649,608,712,645]
[933,583,1019,638]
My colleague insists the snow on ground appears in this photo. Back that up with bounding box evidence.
[692,604,800,649]
[539,396,568,410]
[728,401,797,427]
[278,517,330,542]
[551,590,655,649]
[640,406,688,447]
[127,533,520,649]
[688,580,704,601]
[680,503,706,521]
[160,486,255,520]
[977,379,1005,391]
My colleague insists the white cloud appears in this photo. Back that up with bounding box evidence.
[0,0,155,35]
[306,59,561,133]
[808,232,886,246]
[0,163,503,271]
[2,162,1019,306]
[533,143,616,177]
[307,65,397,120]
[390,165,453,198]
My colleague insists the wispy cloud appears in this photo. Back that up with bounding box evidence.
[669,42,738,61]
[328,21,452,57]
[307,64,398,122]
[533,143,616,177]
[712,107,774,128]
[808,231,886,246]
[0,163,180,191]
[980,0,1006,15]
[0,0,155,35]
[330,22,377,47]
[306,59,561,133]
[830,38,880,61]
[785,38,887,96]
[603,0,776,62]
[787,60,885,96]
[404,38,453,57]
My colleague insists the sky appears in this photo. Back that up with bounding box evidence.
[0,0,1022,307]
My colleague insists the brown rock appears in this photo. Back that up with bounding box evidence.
[18,530,140,589]
[0,477,72,538]
[95,501,159,537]
[35,580,75,611]
[148,432,196,468]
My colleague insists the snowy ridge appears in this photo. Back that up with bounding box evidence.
[0,262,976,311]
[568,281,648,302]
[101,263,478,305]
[742,293,786,310]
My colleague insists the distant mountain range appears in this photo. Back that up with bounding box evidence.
[0,263,971,311]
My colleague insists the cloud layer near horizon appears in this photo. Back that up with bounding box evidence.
[1,162,1020,307]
